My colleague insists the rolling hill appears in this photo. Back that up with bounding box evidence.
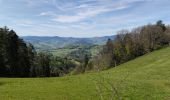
[22,35,115,50]
[0,47,170,100]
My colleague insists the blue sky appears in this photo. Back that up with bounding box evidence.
[0,0,170,37]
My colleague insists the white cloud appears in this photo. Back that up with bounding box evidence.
[53,8,109,23]
[25,0,50,6]
[50,1,130,23]
[13,19,34,26]
[39,11,56,16]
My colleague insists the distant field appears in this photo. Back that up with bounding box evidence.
[51,48,78,57]
[0,47,170,100]
[50,45,102,57]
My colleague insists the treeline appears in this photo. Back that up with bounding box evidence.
[0,27,33,77]
[89,20,170,70]
[0,27,76,77]
[1,20,170,77]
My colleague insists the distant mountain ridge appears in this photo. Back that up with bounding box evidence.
[22,35,115,50]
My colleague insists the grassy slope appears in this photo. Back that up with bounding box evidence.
[1,47,170,100]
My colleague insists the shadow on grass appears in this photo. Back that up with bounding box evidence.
[0,82,6,86]
[0,81,11,86]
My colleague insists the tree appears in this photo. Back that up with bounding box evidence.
[105,38,115,67]
[6,30,20,77]
[0,28,7,76]
[124,33,134,60]
[35,52,51,77]
[17,39,30,77]
[164,26,170,44]
[99,38,115,69]
[114,30,129,63]
[156,20,166,31]
[130,28,144,57]
[83,54,89,72]
[28,43,37,77]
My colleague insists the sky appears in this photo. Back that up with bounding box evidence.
[0,0,170,37]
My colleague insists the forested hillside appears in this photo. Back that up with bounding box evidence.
[22,35,115,50]
[0,20,170,77]
[89,20,170,70]
[0,27,35,77]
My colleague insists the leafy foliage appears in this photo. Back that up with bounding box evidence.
[90,20,170,70]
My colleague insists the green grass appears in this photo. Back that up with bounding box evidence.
[1,47,170,100]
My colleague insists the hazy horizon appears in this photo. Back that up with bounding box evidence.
[0,0,170,37]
